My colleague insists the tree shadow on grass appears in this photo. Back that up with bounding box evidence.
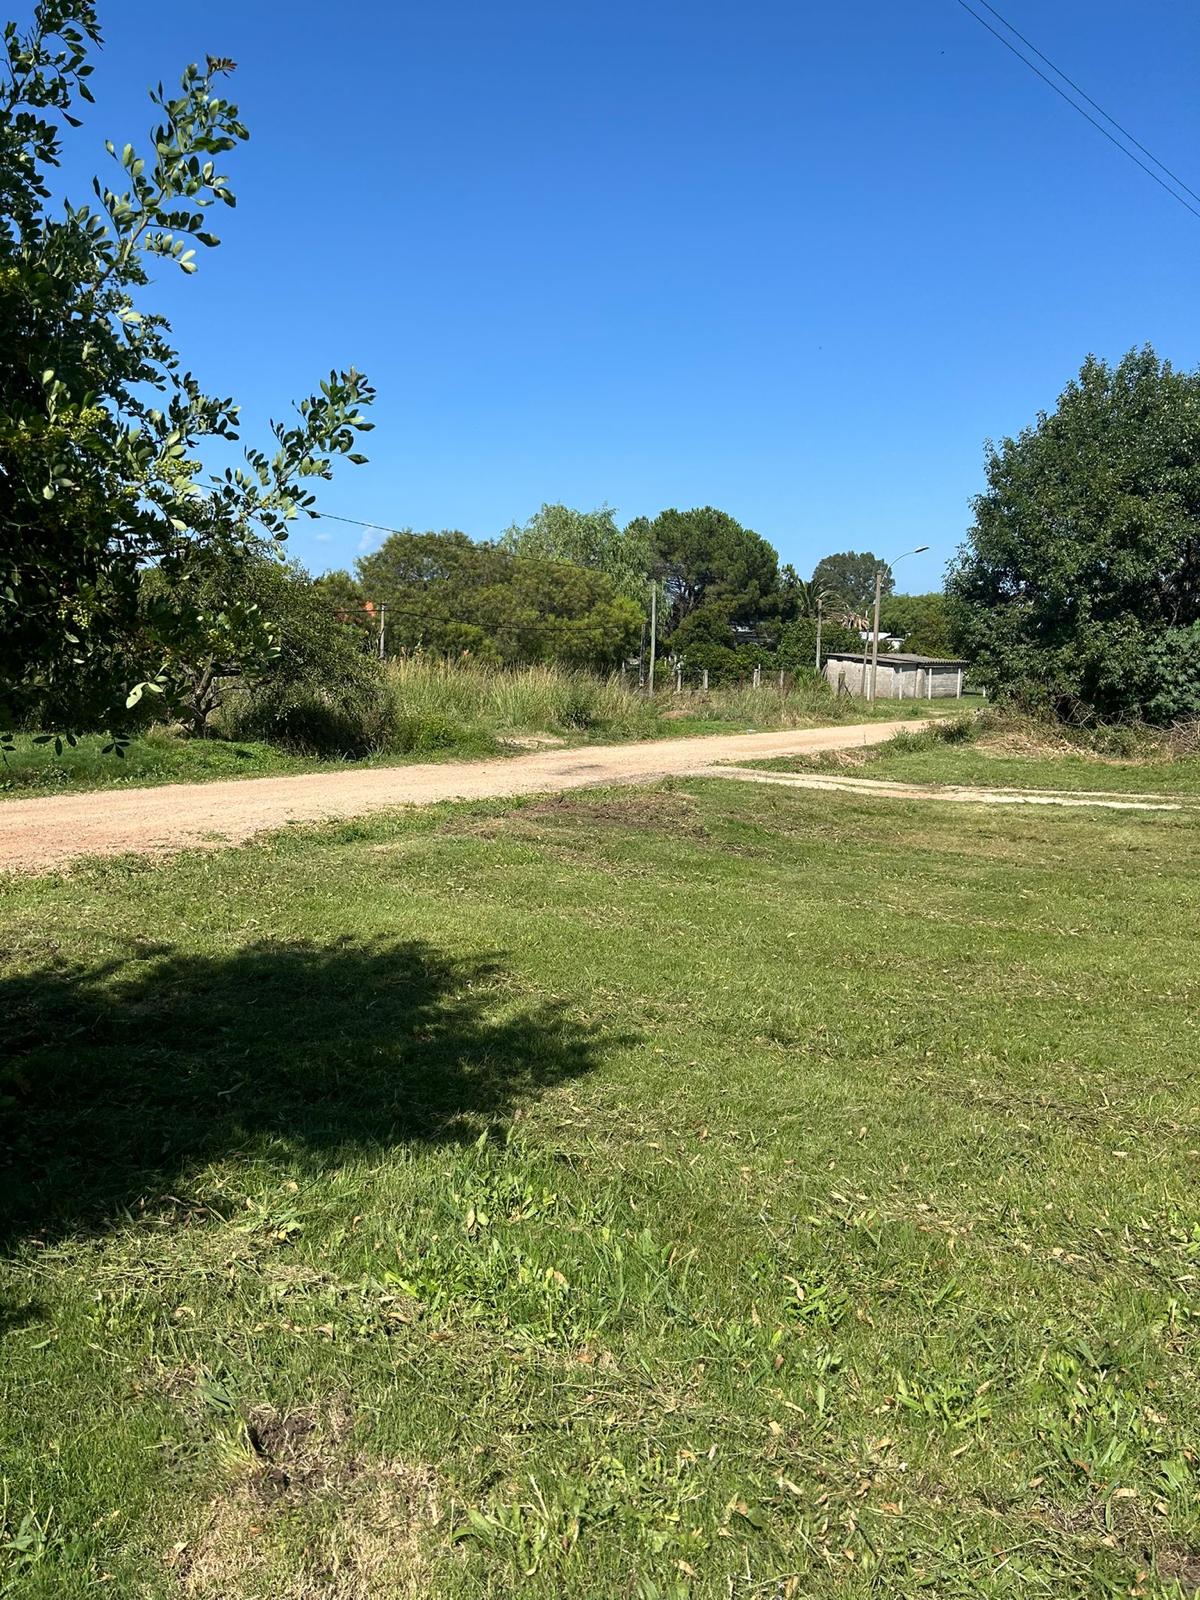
[0,937,628,1249]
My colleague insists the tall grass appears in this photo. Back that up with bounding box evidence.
[376,657,870,750]
[5,660,943,793]
[381,658,659,745]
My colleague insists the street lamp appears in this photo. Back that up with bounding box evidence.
[870,546,929,701]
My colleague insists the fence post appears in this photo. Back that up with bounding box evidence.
[753,664,761,689]
[701,668,709,693]
[778,669,785,691]
[675,662,682,694]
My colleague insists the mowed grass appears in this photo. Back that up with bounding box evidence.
[1,774,1199,1597]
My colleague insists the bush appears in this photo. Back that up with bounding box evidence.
[219,673,390,757]
[1142,623,1200,726]
[389,713,465,754]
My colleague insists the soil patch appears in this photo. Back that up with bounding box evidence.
[173,1402,441,1599]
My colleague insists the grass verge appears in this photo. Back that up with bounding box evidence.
[4,773,1196,1596]
[744,710,1200,796]
[1,661,961,797]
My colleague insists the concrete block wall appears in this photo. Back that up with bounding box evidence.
[823,658,964,700]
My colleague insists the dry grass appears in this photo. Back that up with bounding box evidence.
[175,1402,441,1600]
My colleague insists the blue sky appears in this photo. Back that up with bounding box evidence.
[58,0,1200,591]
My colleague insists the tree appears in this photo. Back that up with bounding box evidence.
[144,544,370,735]
[313,569,373,637]
[478,558,642,668]
[0,3,373,741]
[879,593,953,657]
[947,347,1200,720]
[631,507,778,633]
[500,503,652,603]
[354,529,640,668]
[356,530,507,656]
[776,616,861,674]
[810,551,891,616]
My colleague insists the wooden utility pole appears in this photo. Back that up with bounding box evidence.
[378,601,387,661]
[647,580,657,695]
[815,598,823,671]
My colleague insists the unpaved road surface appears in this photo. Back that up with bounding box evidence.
[1,721,924,874]
[710,766,1187,812]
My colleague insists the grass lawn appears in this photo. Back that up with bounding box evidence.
[2,772,1198,1597]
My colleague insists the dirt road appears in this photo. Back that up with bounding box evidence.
[0,721,925,874]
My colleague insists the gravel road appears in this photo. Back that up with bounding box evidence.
[0,720,926,874]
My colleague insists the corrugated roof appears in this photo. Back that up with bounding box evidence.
[824,652,967,666]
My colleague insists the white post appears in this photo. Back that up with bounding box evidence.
[675,662,682,694]
[647,580,657,696]
[701,668,709,692]
[957,667,963,699]
[753,664,761,688]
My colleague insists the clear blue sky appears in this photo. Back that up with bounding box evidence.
[59,0,1200,591]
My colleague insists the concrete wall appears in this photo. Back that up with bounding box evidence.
[823,658,964,700]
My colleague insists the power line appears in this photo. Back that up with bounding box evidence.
[312,511,417,539]
[954,0,1200,223]
[337,597,629,639]
[970,0,1200,209]
[313,512,646,640]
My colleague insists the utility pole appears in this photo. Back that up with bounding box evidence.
[647,580,657,695]
[870,545,928,702]
[869,569,883,702]
[860,628,870,700]
[815,597,823,672]
[378,601,387,661]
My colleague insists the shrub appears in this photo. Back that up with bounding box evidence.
[219,674,390,758]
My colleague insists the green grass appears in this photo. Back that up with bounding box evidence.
[3,775,1198,1597]
[745,713,1200,797]
[2,660,951,798]
[0,728,330,797]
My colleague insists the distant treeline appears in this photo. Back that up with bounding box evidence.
[316,504,952,682]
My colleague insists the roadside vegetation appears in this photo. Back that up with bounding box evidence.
[748,709,1200,797]
[3,771,1198,1597]
[1,660,954,797]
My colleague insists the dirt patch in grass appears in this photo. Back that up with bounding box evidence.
[447,788,711,844]
[523,789,707,833]
[1157,1547,1200,1593]
[173,1403,442,1599]
[973,729,1134,764]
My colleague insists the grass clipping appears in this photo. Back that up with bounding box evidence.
[172,1403,440,1600]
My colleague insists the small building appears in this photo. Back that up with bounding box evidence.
[856,629,905,651]
[824,651,967,700]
